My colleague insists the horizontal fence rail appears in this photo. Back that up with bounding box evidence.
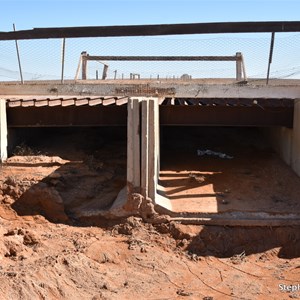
[84,56,239,61]
[1,21,300,40]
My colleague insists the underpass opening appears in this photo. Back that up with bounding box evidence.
[158,126,300,222]
[6,126,127,223]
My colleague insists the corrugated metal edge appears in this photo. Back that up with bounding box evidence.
[5,96,130,108]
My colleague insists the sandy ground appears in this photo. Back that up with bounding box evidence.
[160,127,300,215]
[0,127,299,300]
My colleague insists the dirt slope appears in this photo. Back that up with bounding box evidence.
[0,127,299,299]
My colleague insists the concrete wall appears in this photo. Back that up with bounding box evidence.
[265,126,293,167]
[266,99,300,177]
[292,99,300,176]
[0,99,8,161]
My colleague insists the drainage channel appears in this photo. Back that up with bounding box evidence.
[4,126,127,222]
[157,126,300,226]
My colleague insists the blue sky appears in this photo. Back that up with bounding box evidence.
[1,0,300,31]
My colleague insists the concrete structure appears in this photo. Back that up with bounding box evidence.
[1,83,300,224]
[0,99,7,161]
[127,97,160,200]
[292,100,300,176]
[127,98,141,193]
[267,99,300,177]
[1,20,300,224]
[141,98,160,200]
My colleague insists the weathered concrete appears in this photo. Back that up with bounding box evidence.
[292,99,300,176]
[267,100,300,177]
[141,98,160,200]
[0,99,8,161]
[127,98,141,192]
[1,80,300,98]
[265,126,293,167]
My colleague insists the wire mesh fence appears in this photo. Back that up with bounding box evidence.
[1,32,300,82]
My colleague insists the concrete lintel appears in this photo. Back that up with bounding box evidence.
[0,99,8,161]
[1,81,300,99]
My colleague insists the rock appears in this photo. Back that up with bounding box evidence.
[23,232,39,246]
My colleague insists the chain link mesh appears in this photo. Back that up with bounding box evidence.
[1,32,299,82]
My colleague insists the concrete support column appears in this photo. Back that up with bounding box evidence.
[141,98,160,201]
[0,99,8,161]
[292,99,300,176]
[127,98,141,193]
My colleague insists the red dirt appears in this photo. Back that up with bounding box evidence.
[0,127,299,300]
[160,127,300,215]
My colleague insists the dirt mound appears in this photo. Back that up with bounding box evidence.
[0,127,299,299]
[0,206,299,299]
[12,183,69,223]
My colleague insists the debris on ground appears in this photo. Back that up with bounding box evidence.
[197,149,234,159]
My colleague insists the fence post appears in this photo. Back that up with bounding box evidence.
[81,51,87,80]
[13,24,24,84]
[102,65,108,80]
[236,52,242,81]
[61,38,66,84]
[267,32,275,85]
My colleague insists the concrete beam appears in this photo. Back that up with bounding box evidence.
[1,81,300,98]
[0,99,8,161]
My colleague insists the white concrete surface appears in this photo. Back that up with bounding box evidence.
[0,99,7,161]
[141,99,149,198]
[140,98,160,201]
[264,100,300,177]
[292,99,300,176]
[127,98,141,190]
[266,127,293,167]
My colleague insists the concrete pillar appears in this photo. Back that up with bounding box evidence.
[127,98,141,192]
[0,99,8,161]
[148,99,160,200]
[141,99,149,198]
[292,99,300,176]
[141,98,160,201]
